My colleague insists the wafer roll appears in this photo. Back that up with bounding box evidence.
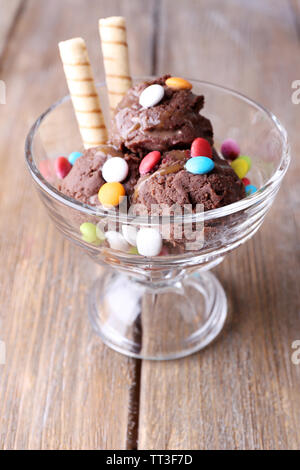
[99,17,132,114]
[59,37,107,149]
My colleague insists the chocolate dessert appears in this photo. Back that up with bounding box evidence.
[60,75,244,210]
[133,149,245,211]
[56,74,247,254]
[110,75,213,154]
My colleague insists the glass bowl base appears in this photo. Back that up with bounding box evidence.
[88,269,227,360]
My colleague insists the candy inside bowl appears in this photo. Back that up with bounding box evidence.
[25,79,289,360]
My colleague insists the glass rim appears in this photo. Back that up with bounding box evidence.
[25,78,290,224]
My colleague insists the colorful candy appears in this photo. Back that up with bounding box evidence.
[239,155,252,170]
[98,182,125,207]
[191,137,212,158]
[139,84,164,108]
[136,228,162,257]
[80,222,98,243]
[122,225,138,246]
[221,139,240,160]
[245,184,257,195]
[139,151,161,175]
[105,231,129,251]
[165,77,192,90]
[68,151,83,165]
[55,156,72,179]
[242,177,251,186]
[185,156,215,175]
[102,157,129,183]
[231,158,249,179]
[128,246,139,255]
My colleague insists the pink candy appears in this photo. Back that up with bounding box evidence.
[55,156,72,179]
[221,139,240,160]
[139,151,161,175]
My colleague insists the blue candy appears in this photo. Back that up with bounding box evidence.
[245,184,257,195]
[68,151,83,165]
[185,156,215,175]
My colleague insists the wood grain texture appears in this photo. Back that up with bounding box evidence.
[0,0,23,59]
[138,0,300,450]
[0,0,155,450]
[0,0,299,451]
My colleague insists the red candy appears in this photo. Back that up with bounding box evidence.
[242,177,250,186]
[139,151,161,175]
[191,138,212,158]
[55,156,72,179]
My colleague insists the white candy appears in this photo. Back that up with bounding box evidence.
[102,157,129,183]
[106,231,129,251]
[122,225,138,246]
[136,228,162,257]
[139,84,164,108]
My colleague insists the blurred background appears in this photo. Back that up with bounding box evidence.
[0,0,299,450]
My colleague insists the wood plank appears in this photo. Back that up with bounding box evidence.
[0,0,155,450]
[0,0,23,59]
[138,0,300,450]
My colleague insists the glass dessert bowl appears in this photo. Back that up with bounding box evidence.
[25,79,289,360]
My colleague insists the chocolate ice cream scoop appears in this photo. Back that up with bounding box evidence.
[59,75,245,218]
[59,145,140,205]
[109,75,213,154]
[133,149,245,212]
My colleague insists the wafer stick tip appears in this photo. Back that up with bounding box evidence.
[58,37,88,64]
[99,16,126,27]
[58,37,85,52]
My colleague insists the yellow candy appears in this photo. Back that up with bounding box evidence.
[98,182,125,207]
[231,158,249,179]
[165,76,192,90]
[239,155,252,170]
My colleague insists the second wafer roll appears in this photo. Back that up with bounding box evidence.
[99,16,132,114]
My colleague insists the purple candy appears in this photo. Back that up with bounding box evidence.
[221,139,240,161]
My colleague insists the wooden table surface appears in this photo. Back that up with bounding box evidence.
[0,0,299,450]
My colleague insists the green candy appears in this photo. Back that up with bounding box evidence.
[239,155,252,170]
[128,246,139,255]
[80,222,97,243]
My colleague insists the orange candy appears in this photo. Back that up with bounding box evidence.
[165,76,192,90]
[98,182,125,207]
